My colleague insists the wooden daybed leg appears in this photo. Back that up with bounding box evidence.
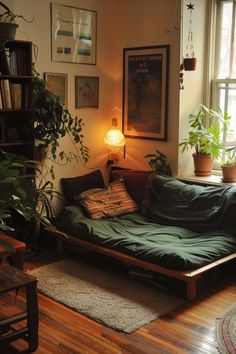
[186,279,197,301]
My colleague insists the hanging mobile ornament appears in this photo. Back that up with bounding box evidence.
[183,1,197,71]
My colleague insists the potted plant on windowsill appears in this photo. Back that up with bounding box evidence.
[221,146,236,183]
[179,105,230,176]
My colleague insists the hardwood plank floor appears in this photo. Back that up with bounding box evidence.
[0,247,235,354]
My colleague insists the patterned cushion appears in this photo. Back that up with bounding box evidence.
[75,179,138,219]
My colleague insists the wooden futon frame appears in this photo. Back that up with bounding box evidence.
[46,228,236,301]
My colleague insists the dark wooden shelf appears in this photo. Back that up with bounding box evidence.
[0,108,33,112]
[0,40,34,164]
[0,141,34,147]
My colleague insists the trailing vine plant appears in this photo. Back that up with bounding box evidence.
[33,69,89,219]
[33,69,89,165]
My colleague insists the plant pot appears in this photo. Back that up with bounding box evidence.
[193,153,213,176]
[0,22,18,42]
[183,57,197,71]
[221,164,236,183]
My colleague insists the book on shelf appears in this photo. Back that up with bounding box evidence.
[0,113,6,142]
[0,79,12,109]
[10,83,22,109]
[0,47,10,75]
[9,49,17,75]
[0,90,3,109]
[22,84,29,109]
[0,47,30,76]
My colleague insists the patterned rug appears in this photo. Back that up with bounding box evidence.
[29,259,184,333]
[216,304,236,354]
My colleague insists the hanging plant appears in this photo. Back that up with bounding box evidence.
[183,1,197,71]
[33,69,89,165]
[32,69,90,224]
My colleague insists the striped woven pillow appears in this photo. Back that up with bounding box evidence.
[76,179,138,219]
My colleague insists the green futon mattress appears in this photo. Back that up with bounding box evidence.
[56,206,236,271]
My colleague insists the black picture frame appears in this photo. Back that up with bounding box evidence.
[122,45,169,140]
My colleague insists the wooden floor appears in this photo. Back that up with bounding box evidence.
[0,247,235,354]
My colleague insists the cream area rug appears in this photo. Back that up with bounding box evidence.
[29,259,184,333]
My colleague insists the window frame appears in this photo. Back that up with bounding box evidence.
[206,0,236,169]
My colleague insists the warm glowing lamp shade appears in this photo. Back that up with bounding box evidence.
[104,118,125,164]
[104,118,125,147]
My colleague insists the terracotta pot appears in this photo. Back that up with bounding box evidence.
[193,153,213,176]
[183,57,197,71]
[221,164,236,183]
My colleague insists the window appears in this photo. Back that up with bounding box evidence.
[213,0,236,154]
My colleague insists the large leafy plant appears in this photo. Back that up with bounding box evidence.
[179,105,230,159]
[33,70,89,221]
[33,69,89,164]
[0,150,52,250]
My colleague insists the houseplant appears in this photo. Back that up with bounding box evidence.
[0,1,33,41]
[0,150,52,250]
[144,149,172,176]
[33,69,89,165]
[221,146,236,183]
[33,69,89,222]
[179,105,230,176]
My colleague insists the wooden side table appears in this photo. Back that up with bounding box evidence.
[0,233,26,270]
[0,265,39,352]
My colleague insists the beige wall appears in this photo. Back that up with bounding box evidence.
[11,0,122,185]
[4,0,207,186]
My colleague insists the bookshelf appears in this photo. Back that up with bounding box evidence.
[0,40,35,243]
[0,40,34,162]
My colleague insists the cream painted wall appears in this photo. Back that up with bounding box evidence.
[4,0,181,181]
[4,0,206,190]
[9,0,122,187]
[178,0,207,176]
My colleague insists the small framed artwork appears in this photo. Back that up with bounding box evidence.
[75,76,99,108]
[44,72,68,106]
[123,45,169,140]
[51,3,97,65]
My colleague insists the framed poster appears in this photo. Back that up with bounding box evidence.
[75,76,99,108]
[51,3,97,64]
[123,45,169,140]
[44,72,68,106]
